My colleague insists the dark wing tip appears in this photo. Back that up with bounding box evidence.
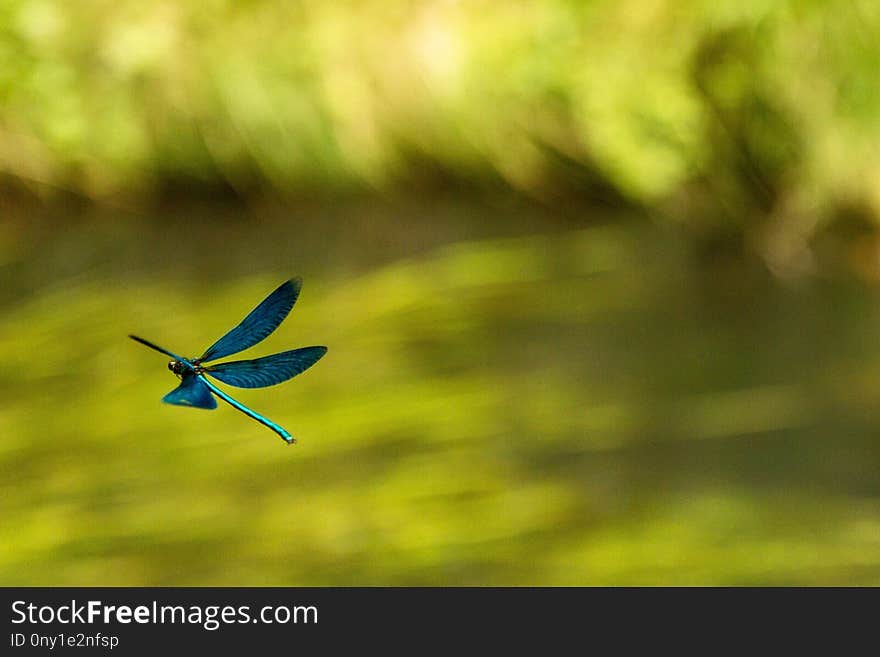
[275,277,303,310]
[306,345,328,368]
[287,277,303,294]
[304,345,328,361]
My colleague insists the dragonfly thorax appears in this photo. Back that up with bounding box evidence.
[168,359,201,377]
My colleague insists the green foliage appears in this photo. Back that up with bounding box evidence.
[2,1,879,229]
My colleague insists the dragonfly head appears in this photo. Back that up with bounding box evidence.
[168,360,183,376]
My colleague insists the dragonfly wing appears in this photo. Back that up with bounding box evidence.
[129,334,185,362]
[199,279,302,363]
[204,346,327,388]
[162,372,218,409]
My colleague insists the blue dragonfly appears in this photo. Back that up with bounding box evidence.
[129,278,326,445]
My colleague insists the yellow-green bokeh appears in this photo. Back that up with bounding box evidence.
[3,205,880,585]
[2,1,880,586]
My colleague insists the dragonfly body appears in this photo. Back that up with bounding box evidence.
[168,359,197,376]
[129,278,326,444]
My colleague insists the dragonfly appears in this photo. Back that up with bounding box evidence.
[129,278,327,445]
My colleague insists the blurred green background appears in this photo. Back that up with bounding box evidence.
[2,1,880,585]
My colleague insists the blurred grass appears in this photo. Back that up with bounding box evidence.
[2,1,880,257]
[2,201,880,585]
